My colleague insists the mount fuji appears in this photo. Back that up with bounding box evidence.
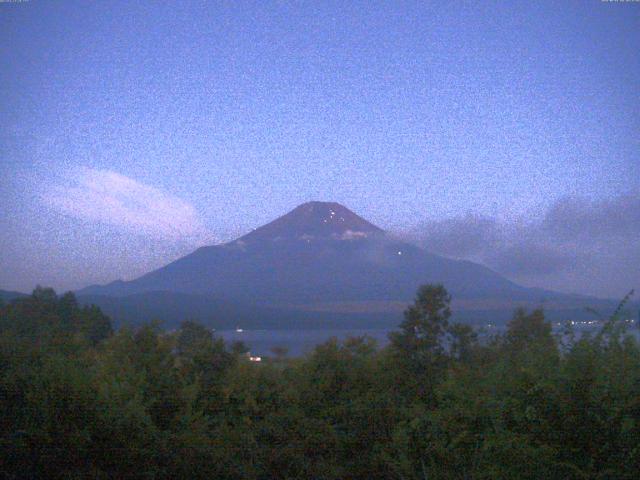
[76,202,605,327]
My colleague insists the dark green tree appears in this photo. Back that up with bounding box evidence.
[505,307,554,352]
[389,284,452,383]
[448,322,478,363]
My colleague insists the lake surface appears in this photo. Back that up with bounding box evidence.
[217,322,640,357]
[217,328,392,356]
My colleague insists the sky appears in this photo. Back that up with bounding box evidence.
[1,0,638,297]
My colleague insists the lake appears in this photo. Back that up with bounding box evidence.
[217,328,393,357]
[217,322,639,357]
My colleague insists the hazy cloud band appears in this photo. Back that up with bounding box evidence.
[409,194,639,298]
[44,168,213,243]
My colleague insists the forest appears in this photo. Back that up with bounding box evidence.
[0,285,638,479]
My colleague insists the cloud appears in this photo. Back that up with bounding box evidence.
[543,194,640,240]
[334,230,370,240]
[485,241,577,276]
[409,194,640,297]
[413,213,499,258]
[44,168,212,243]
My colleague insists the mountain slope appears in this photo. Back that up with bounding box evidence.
[75,201,634,328]
[78,202,584,314]
[78,201,574,308]
[0,289,28,303]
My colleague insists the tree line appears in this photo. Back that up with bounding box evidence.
[0,285,638,479]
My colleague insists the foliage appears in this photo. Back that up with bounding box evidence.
[0,285,638,478]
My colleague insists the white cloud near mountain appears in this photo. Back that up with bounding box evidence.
[44,168,212,243]
[409,194,640,298]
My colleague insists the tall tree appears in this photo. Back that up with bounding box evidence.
[389,284,452,400]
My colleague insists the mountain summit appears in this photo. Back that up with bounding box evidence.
[238,201,383,244]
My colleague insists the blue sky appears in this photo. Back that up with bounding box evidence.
[1,1,638,296]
